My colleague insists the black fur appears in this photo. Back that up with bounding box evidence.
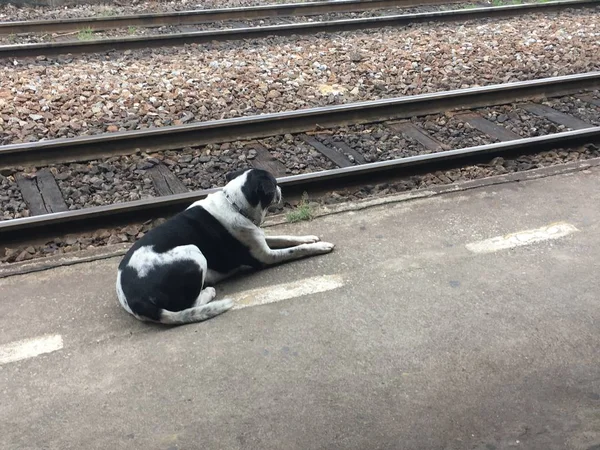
[225,168,248,182]
[227,169,278,208]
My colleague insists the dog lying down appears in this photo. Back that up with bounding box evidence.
[116,168,335,325]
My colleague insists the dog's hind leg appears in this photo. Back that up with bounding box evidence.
[265,235,321,248]
[159,299,234,325]
[205,267,244,285]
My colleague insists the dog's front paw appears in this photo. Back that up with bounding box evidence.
[308,241,335,254]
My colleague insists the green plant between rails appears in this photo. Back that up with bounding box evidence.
[286,192,315,223]
[98,8,116,17]
[77,27,94,41]
[128,26,138,35]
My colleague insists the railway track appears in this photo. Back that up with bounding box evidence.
[0,73,599,257]
[2,72,598,167]
[0,0,461,35]
[0,0,596,58]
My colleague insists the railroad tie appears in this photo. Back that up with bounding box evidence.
[454,113,521,142]
[322,140,366,165]
[15,169,68,216]
[148,164,189,197]
[247,144,288,178]
[577,95,600,109]
[521,104,593,130]
[299,135,353,168]
[385,122,449,152]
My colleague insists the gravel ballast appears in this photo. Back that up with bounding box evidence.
[479,105,574,137]
[541,95,600,126]
[0,0,512,22]
[1,4,491,45]
[313,123,426,162]
[1,8,599,145]
[0,0,311,21]
[412,114,495,148]
[53,158,158,209]
[0,174,27,220]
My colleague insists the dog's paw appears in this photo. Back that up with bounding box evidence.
[308,241,335,254]
[195,286,217,306]
[203,286,217,300]
[300,235,321,244]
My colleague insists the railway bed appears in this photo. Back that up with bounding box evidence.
[0,1,596,58]
[0,0,467,40]
[0,74,599,265]
[0,3,479,45]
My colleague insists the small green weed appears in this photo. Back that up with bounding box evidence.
[7,33,17,43]
[98,8,116,17]
[77,28,94,41]
[286,192,314,223]
[128,26,138,35]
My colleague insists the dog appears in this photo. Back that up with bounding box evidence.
[115,168,335,325]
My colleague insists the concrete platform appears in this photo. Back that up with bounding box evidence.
[1,166,599,450]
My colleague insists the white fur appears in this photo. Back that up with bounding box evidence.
[127,244,206,281]
[116,270,140,320]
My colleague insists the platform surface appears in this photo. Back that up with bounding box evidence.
[1,167,599,450]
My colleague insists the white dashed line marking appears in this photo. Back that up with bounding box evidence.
[231,274,345,310]
[0,334,63,366]
[466,222,579,254]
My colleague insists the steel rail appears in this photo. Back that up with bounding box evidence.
[1,72,599,169]
[0,1,596,58]
[0,127,598,244]
[0,0,462,35]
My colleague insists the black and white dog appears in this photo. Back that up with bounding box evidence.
[116,168,334,325]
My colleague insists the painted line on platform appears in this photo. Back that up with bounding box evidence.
[466,222,578,254]
[0,334,63,366]
[231,274,344,310]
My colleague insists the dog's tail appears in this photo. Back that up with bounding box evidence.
[159,299,234,325]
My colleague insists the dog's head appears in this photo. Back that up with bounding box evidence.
[223,168,282,225]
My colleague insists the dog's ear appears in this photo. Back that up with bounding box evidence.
[257,177,277,208]
[225,168,249,183]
